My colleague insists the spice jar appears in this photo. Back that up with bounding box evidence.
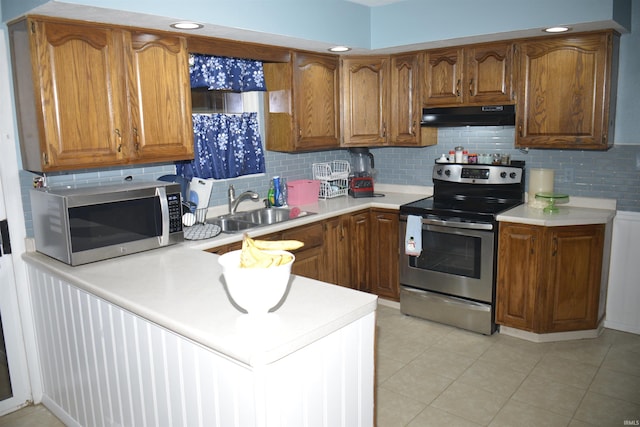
[462,150,469,163]
[468,153,478,164]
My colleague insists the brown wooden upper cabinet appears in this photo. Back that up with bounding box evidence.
[423,42,515,107]
[515,31,619,150]
[342,54,436,147]
[341,56,389,147]
[9,17,194,172]
[263,51,341,152]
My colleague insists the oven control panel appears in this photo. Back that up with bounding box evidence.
[433,164,523,184]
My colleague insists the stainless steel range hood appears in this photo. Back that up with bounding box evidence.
[421,105,515,127]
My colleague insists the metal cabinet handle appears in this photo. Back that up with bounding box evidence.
[469,78,473,96]
[552,237,558,256]
[531,236,536,254]
[133,127,140,151]
[456,79,461,97]
[115,128,122,152]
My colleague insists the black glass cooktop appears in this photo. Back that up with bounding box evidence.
[400,196,523,223]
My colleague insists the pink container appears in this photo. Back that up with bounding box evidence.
[286,180,320,206]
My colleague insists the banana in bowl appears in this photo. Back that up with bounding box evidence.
[218,234,303,314]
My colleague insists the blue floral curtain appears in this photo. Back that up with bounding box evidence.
[176,113,265,180]
[189,54,266,92]
[177,54,267,180]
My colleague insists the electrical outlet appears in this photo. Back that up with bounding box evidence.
[560,167,574,183]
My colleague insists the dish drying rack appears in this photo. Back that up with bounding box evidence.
[312,161,350,199]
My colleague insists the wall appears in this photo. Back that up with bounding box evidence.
[19,125,640,237]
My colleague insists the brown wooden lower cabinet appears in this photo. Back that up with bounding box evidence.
[369,209,400,300]
[349,211,371,292]
[496,222,605,333]
[205,208,401,300]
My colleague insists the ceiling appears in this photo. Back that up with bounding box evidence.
[344,0,407,6]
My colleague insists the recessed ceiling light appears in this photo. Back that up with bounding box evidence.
[329,46,352,52]
[544,26,571,33]
[170,21,204,30]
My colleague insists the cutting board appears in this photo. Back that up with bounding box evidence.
[190,177,214,209]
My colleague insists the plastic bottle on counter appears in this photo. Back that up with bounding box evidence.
[267,179,275,207]
[462,150,469,163]
[273,176,283,207]
[279,177,288,206]
[448,150,456,163]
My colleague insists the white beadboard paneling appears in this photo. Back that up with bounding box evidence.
[27,265,375,426]
[605,211,640,334]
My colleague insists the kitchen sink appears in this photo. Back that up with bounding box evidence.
[232,207,294,225]
[206,217,255,233]
[207,207,315,233]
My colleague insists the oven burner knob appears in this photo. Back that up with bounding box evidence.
[445,169,451,177]
[500,172,507,178]
[510,172,517,179]
[436,168,443,176]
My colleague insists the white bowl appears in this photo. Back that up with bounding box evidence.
[218,250,294,314]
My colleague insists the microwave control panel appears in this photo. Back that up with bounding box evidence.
[168,193,183,232]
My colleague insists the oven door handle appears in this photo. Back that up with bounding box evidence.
[401,215,494,231]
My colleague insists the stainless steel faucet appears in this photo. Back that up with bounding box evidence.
[228,185,260,214]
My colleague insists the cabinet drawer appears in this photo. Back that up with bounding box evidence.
[283,222,323,250]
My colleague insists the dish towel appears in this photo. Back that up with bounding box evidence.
[405,215,423,256]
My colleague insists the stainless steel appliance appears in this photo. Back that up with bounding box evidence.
[399,163,524,334]
[30,181,184,266]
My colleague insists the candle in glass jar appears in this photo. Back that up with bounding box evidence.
[528,168,555,208]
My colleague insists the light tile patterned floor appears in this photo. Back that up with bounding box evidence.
[375,305,640,427]
[2,304,639,426]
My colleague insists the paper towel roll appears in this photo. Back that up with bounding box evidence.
[528,168,554,208]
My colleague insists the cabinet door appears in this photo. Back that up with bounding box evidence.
[283,222,324,280]
[423,47,463,106]
[264,52,340,152]
[293,52,340,150]
[369,210,399,300]
[466,42,514,104]
[30,20,126,171]
[341,57,389,146]
[127,32,194,163]
[543,225,605,332]
[349,211,370,292]
[496,222,542,331]
[322,216,352,287]
[390,53,421,145]
[516,32,617,150]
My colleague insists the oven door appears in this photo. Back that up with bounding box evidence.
[399,216,495,303]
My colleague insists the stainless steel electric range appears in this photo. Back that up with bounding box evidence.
[399,162,525,335]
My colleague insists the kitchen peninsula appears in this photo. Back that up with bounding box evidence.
[21,188,424,427]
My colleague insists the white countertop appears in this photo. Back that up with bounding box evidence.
[186,184,431,251]
[23,186,615,368]
[22,187,428,368]
[497,197,617,226]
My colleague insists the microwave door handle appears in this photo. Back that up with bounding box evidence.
[156,187,170,246]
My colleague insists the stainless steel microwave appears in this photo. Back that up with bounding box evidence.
[30,181,184,266]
